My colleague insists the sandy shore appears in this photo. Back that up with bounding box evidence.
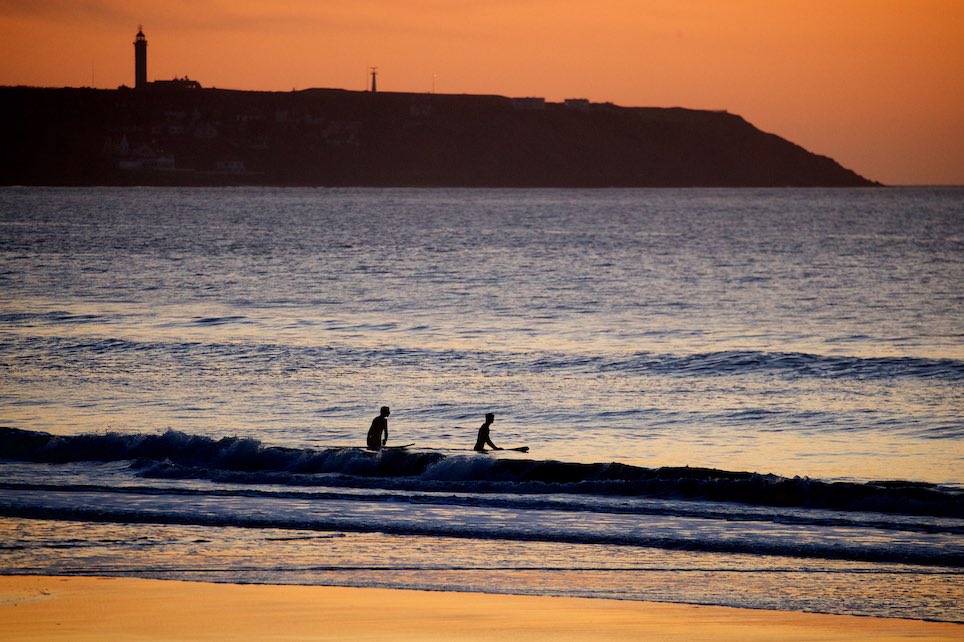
[0,575,960,641]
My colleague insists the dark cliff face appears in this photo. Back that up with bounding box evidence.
[0,86,875,187]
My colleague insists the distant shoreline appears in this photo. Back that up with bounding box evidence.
[1,86,877,188]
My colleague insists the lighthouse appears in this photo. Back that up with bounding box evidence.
[134,27,147,89]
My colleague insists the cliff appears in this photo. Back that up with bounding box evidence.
[0,86,875,187]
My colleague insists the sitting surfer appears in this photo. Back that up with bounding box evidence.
[367,406,390,450]
[474,413,502,451]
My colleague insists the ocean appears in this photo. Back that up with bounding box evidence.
[0,186,961,621]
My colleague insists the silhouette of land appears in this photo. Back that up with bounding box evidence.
[0,86,875,186]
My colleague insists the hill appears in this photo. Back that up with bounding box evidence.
[0,86,875,187]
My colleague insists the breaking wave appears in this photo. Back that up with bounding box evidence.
[2,427,960,518]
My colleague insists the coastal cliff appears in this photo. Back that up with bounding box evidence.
[1,86,875,187]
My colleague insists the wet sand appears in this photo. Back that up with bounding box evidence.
[0,575,960,641]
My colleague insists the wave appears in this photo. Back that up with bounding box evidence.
[0,311,107,325]
[4,336,963,382]
[2,480,956,536]
[2,503,959,567]
[2,427,961,518]
[604,350,964,381]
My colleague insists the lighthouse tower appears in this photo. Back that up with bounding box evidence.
[134,26,148,89]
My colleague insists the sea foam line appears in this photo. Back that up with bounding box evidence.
[1,496,960,568]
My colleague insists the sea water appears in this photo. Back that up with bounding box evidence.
[0,187,961,621]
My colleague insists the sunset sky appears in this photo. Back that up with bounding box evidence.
[1,1,961,185]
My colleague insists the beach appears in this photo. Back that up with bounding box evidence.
[1,575,961,641]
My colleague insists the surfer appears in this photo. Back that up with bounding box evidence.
[367,406,390,450]
[474,413,502,451]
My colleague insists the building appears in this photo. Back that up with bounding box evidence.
[151,77,203,90]
[132,27,201,91]
[564,98,591,111]
[134,27,147,89]
[511,97,546,111]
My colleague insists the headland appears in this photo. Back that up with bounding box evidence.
[1,85,875,187]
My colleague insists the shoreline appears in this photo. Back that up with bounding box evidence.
[1,575,960,641]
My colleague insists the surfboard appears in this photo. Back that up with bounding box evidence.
[365,443,414,452]
[381,443,415,450]
[474,446,529,453]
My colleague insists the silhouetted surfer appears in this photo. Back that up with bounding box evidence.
[474,413,502,451]
[367,406,390,450]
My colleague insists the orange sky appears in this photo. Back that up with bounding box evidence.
[1,1,962,184]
